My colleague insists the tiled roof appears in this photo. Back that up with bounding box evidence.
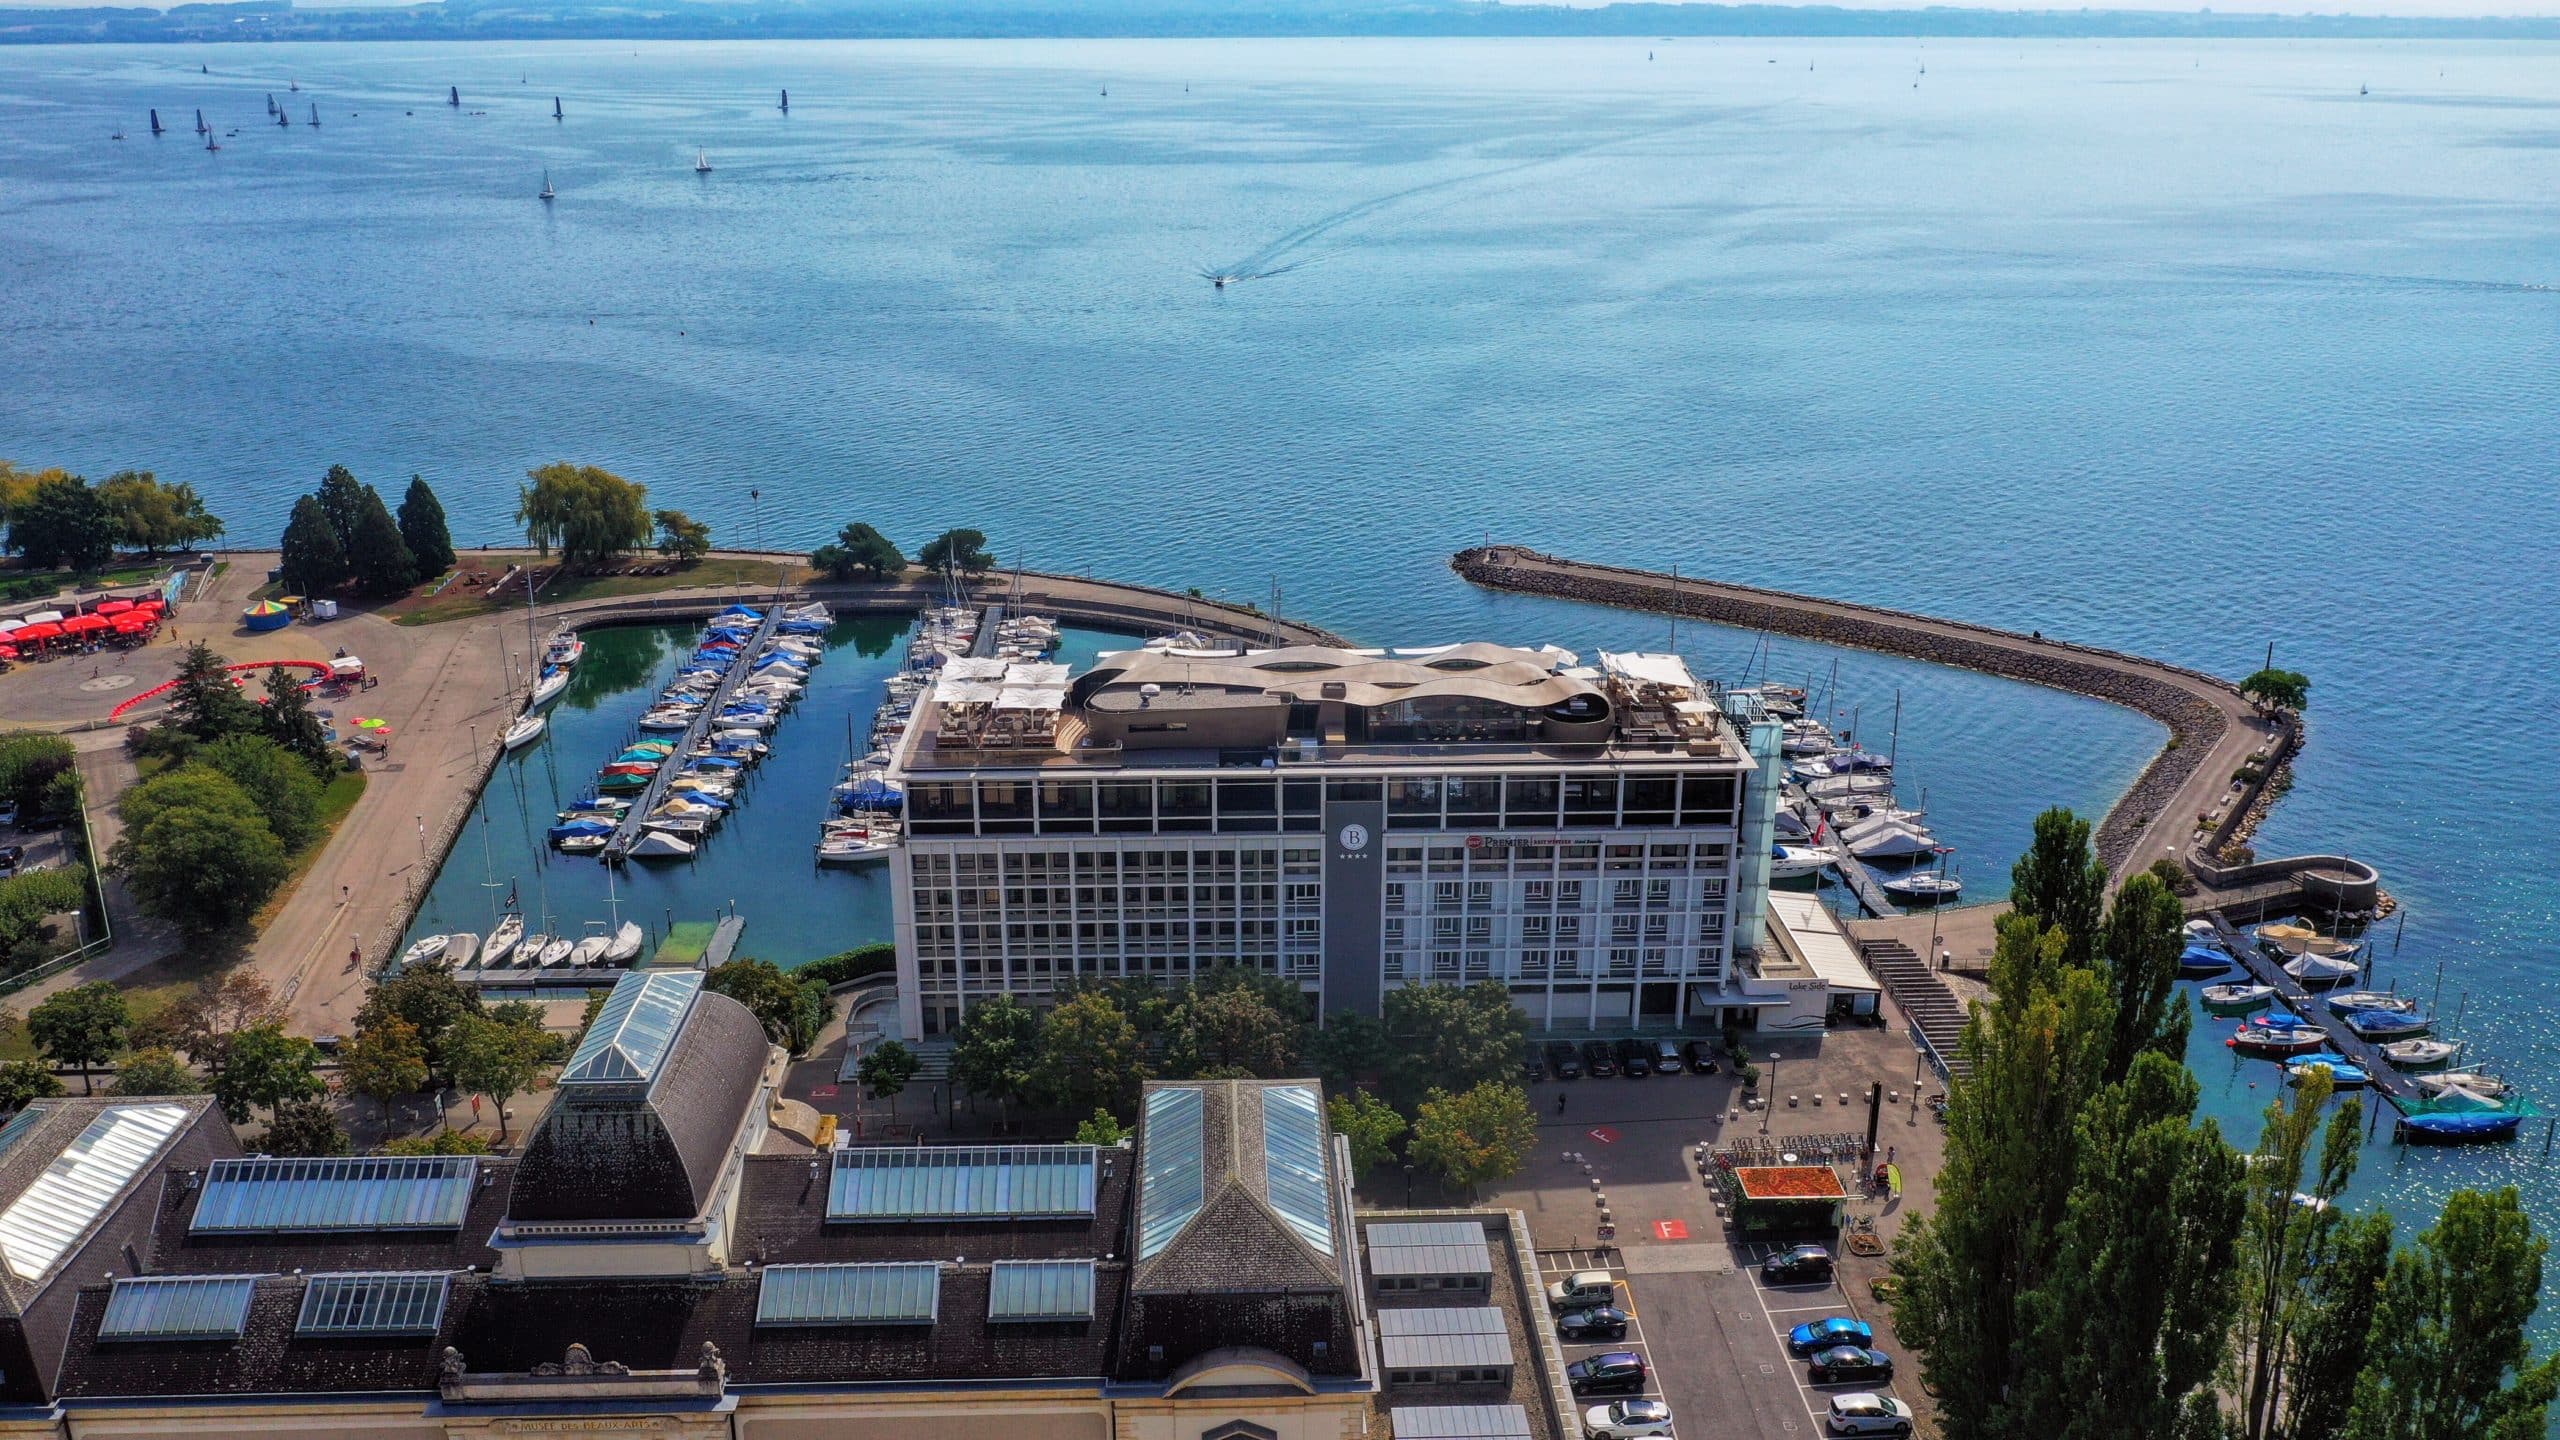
[0,1096,225,1314]
[1130,1079,1341,1295]
[154,1158,514,1274]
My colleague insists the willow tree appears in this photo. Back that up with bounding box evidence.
[517,462,650,568]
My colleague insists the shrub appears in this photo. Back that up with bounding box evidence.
[797,943,896,988]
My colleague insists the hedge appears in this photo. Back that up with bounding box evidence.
[797,942,896,988]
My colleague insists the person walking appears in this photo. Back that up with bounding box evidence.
[1555,1092,1567,1115]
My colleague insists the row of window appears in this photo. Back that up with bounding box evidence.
[1386,840,1732,874]
[913,848,1323,878]
[1382,947,1723,981]
[906,770,1744,837]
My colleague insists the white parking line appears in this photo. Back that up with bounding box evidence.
[1540,1259,1676,1438]
[1731,1240,1907,1426]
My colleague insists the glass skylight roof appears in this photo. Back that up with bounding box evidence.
[827,1145,1096,1221]
[296,1271,451,1335]
[987,1259,1097,1321]
[1136,1086,1206,1260]
[0,1106,49,1158]
[0,1103,188,1283]
[560,971,702,1091]
[755,1262,940,1326]
[192,1157,478,1233]
[99,1274,259,1340]
[1260,1084,1334,1256]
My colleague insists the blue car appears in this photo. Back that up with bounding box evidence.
[1788,1317,1875,1356]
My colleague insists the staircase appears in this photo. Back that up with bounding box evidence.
[1858,939,1973,1079]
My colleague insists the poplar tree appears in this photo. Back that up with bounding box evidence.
[2098,869,2191,1081]
[2345,1189,2560,1440]
[2010,806,2109,970]
[2234,1068,2365,1440]
[397,475,456,576]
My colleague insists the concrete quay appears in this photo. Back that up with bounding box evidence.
[1451,544,2289,884]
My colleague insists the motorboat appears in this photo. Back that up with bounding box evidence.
[557,834,608,856]
[2176,943,2232,978]
[547,633,584,667]
[535,935,574,967]
[1806,773,1895,803]
[2283,953,2360,990]
[2249,1011,2310,1030]
[2324,992,2416,1016]
[604,921,645,963]
[2398,1112,2523,1145]
[2286,1055,2370,1089]
[398,934,452,969]
[2227,1025,2329,1059]
[631,831,699,860]
[2342,1009,2430,1040]
[442,933,478,967]
[515,933,554,968]
[502,714,547,751]
[481,914,524,966]
[2200,981,2275,1011]
[2413,1071,2511,1101]
[1882,873,1963,901]
[1768,844,1835,880]
[2379,1038,2459,1069]
[817,835,896,865]
[567,934,613,966]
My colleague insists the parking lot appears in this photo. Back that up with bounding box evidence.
[1491,1017,1943,1439]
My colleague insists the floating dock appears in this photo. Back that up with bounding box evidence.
[602,604,787,863]
[2204,912,2416,1112]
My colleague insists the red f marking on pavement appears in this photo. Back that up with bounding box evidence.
[1653,1219,1689,1241]
[1587,1126,1620,1144]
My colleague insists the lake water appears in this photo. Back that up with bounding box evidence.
[6,38,2558,1242]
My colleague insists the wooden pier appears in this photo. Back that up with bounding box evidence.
[2203,912,2417,1113]
[602,603,787,863]
[1821,857,1902,919]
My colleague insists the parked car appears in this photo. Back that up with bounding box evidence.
[1521,1043,1547,1083]
[1555,1305,1630,1341]
[1683,1038,1720,1073]
[1547,1270,1619,1311]
[1649,1038,1683,1073]
[1788,1317,1876,1356]
[1762,1244,1835,1285]
[1584,1399,1674,1439]
[0,844,24,877]
[0,802,17,829]
[1546,1041,1584,1080]
[1581,1039,1618,1077]
[1613,1037,1651,1077]
[1825,1393,1914,1436]
[1807,1346,1895,1384]
[1565,1351,1648,1396]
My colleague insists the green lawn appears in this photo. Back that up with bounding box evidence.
[252,768,367,929]
[390,555,816,627]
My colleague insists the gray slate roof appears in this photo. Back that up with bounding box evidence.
[1129,1079,1342,1295]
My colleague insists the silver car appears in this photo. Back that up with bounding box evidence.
[1826,1392,1914,1436]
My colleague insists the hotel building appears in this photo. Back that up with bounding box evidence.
[886,642,1784,1037]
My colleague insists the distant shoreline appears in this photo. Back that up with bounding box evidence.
[8,1,2560,46]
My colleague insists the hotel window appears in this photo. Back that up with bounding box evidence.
[1519,949,1550,976]
[1650,843,1690,865]
[1098,780,1153,834]
[1557,915,1584,944]
[1643,914,1670,942]
[1427,846,1464,874]
[1465,880,1493,908]
[1445,776,1501,825]
[1606,844,1645,871]
[1504,775,1560,827]
[910,782,974,836]
[1034,779,1095,832]
[1560,843,1600,873]
[1562,775,1619,827]
[1557,881,1586,908]
[1523,879,1553,906]
[1387,845,1425,874]
[1643,947,1672,976]
[1466,917,1492,944]
[1283,779,1322,832]
[1284,848,1322,873]
[1621,774,1678,825]
[1432,881,1462,911]
[1553,949,1583,978]
[1325,778,1382,805]
[1286,918,1321,944]
[1430,951,1461,979]
[1611,878,1641,907]
[1611,915,1639,943]
[1384,882,1409,910]
[1646,879,1674,908]
[1606,948,1638,977]
[1463,950,1492,978]
[1700,911,1727,935]
[977,780,1034,834]
[1384,918,1406,946]
[1159,780,1213,833]
[1387,777,1443,830]
[1286,881,1322,910]
[1679,772,1738,826]
[1433,917,1462,944]
[1522,915,1552,943]
[1700,877,1727,898]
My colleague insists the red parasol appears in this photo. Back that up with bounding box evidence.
[11,622,65,642]
[92,599,135,616]
[111,613,155,634]
[60,614,110,635]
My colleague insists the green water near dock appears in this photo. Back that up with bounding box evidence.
[400,614,1133,971]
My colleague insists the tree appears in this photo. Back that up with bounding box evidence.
[1073,1108,1125,1146]
[279,493,350,594]
[382,1131,491,1156]
[95,471,220,553]
[396,475,456,576]
[444,1012,549,1141]
[1167,983,1297,1078]
[950,994,1040,1128]
[167,641,257,741]
[653,508,711,564]
[8,472,114,570]
[259,663,336,777]
[812,522,903,582]
[2241,668,2312,715]
[916,527,994,577]
[704,958,827,1054]
[1408,1082,1535,1192]
[109,1048,201,1096]
[196,734,325,851]
[340,1014,429,1119]
[1305,1012,1388,1092]
[0,1058,65,1111]
[2096,870,2189,1082]
[343,483,416,598]
[112,768,290,934]
[1030,989,1145,1118]
[256,1096,351,1157]
[356,966,483,1088]
[0,869,88,964]
[1380,981,1527,1110]
[2284,1211,2397,1440]
[28,981,129,1094]
[2010,806,2108,971]
[212,1021,324,1123]
[2346,1188,2560,1440]
[131,969,285,1069]
[0,735,77,819]
[1328,1088,1407,1174]
[2234,1066,2366,1440]
[856,1040,920,1119]
[518,462,651,568]
[313,464,367,553]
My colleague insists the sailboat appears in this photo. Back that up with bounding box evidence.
[111,125,126,140]
[553,95,564,121]
[779,88,790,111]
[693,148,713,173]
[194,108,208,135]
[267,93,278,116]
[204,130,220,152]
[150,109,164,135]
[448,85,460,108]
[277,106,290,128]
[289,79,298,91]
[539,168,556,201]
[308,103,320,127]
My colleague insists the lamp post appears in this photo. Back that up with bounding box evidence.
[1760,1050,1780,1133]
[1401,1163,1415,1209]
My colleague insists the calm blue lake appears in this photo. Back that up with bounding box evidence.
[6,37,2557,1248]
